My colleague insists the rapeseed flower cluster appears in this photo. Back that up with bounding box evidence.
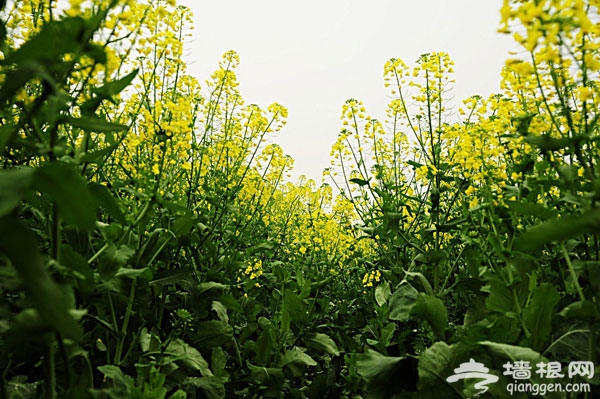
[362,270,381,288]
[244,259,263,280]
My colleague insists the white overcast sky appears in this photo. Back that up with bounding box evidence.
[176,0,516,183]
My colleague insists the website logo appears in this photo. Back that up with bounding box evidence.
[446,358,594,397]
[446,358,498,396]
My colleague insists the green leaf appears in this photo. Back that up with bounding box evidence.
[280,348,318,368]
[357,351,403,381]
[281,288,305,331]
[379,322,397,349]
[416,342,468,399]
[521,284,560,351]
[280,348,317,377]
[65,115,128,132]
[97,365,133,394]
[114,267,152,280]
[0,167,34,217]
[81,69,139,113]
[349,177,370,186]
[211,301,229,323]
[484,279,515,314]
[247,363,285,393]
[166,339,212,377]
[411,293,448,338]
[374,280,391,307]
[34,162,96,230]
[95,69,138,97]
[255,328,275,366]
[356,349,415,398]
[0,215,82,341]
[506,200,558,220]
[211,347,229,380]
[0,124,15,153]
[558,300,600,321]
[404,271,434,296]
[192,320,233,349]
[197,282,228,295]
[0,17,95,103]
[388,282,418,321]
[88,182,127,224]
[4,18,86,65]
[479,341,546,366]
[514,209,600,252]
[184,377,225,399]
[524,134,573,151]
[304,332,340,356]
[98,244,135,282]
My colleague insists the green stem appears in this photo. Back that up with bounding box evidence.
[560,243,586,302]
[55,334,71,395]
[45,344,56,399]
[113,281,137,365]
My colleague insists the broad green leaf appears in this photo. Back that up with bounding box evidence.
[349,177,369,186]
[0,167,34,217]
[379,322,396,349]
[479,341,546,367]
[356,349,415,398]
[524,134,573,151]
[197,281,228,295]
[506,200,558,220]
[281,288,305,331]
[280,348,318,368]
[255,328,275,366]
[184,377,226,399]
[514,209,600,252]
[211,301,229,323]
[416,342,468,399]
[82,69,139,112]
[374,280,391,307]
[34,162,96,230]
[94,69,138,97]
[3,17,86,65]
[521,284,560,351]
[97,365,133,394]
[114,267,152,280]
[412,293,448,338]
[172,212,195,238]
[192,320,233,349]
[388,282,418,321]
[166,339,212,377]
[149,270,196,290]
[88,182,127,224]
[280,348,317,377]
[558,300,600,321]
[0,124,15,153]
[404,271,434,296]
[65,115,128,133]
[79,144,118,165]
[0,215,82,341]
[98,244,135,282]
[60,244,94,292]
[356,351,404,381]
[304,332,340,356]
[211,347,229,379]
[168,390,187,399]
[484,279,514,314]
[247,363,285,392]
[0,17,93,103]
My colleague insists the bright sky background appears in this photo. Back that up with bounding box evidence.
[177,0,516,183]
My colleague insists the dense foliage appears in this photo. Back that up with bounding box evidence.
[0,0,599,398]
